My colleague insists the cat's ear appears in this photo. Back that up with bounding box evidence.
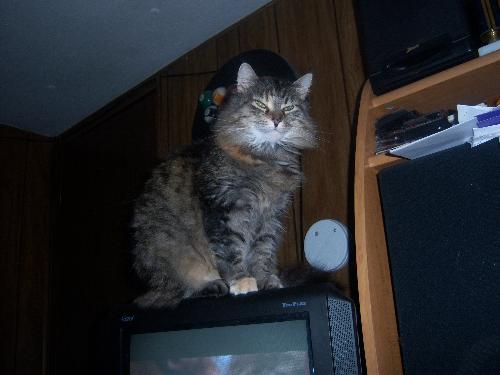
[237,63,258,92]
[293,73,313,100]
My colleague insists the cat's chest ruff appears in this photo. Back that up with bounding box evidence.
[231,163,297,214]
[218,142,298,185]
[218,143,264,167]
[214,141,300,209]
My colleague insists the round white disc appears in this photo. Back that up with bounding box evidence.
[304,219,349,272]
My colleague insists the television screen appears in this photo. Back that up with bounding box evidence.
[129,319,311,375]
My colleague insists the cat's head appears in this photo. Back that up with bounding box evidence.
[214,63,316,154]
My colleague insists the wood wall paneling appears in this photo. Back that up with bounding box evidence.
[55,140,100,374]
[0,135,28,375]
[275,0,354,292]
[238,4,279,53]
[15,141,53,375]
[166,73,214,148]
[166,39,218,75]
[278,197,303,269]
[0,126,53,375]
[59,80,157,145]
[333,0,365,125]
[216,27,241,69]
[54,91,158,375]
[156,75,169,158]
[332,0,365,295]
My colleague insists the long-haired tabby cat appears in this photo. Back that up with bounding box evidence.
[132,63,316,308]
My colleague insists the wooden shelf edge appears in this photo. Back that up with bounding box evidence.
[354,84,376,372]
[367,154,402,170]
[355,83,403,375]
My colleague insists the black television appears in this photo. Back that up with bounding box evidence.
[106,284,362,375]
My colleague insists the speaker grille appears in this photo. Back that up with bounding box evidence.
[327,297,360,375]
[379,141,500,374]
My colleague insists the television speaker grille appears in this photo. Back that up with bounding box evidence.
[327,297,360,375]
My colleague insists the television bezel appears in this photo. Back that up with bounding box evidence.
[109,284,361,375]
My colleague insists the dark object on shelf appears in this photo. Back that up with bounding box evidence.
[470,0,500,45]
[374,109,420,133]
[355,0,477,95]
[378,140,500,375]
[375,109,457,154]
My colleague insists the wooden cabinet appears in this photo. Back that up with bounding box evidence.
[354,50,500,375]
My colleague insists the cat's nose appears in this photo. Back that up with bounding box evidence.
[270,113,283,127]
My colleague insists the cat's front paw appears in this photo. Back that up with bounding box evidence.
[229,277,258,295]
[259,274,284,290]
[196,279,229,297]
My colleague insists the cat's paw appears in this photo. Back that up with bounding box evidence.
[259,274,284,290]
[197,279,229,297]
[229,277,258,295]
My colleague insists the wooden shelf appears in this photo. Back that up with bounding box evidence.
[366,154,401,170]
[354,51,500,375]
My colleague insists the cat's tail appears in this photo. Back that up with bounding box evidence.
[279,263,343,291]
[134,279,230,309]
[134,288,185,309]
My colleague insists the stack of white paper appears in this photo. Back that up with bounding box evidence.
[457,104,492,123]
[389,104,500,159]
[472,124,500,147]
[469,106,500,147]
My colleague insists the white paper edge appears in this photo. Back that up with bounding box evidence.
[388,118,477,159]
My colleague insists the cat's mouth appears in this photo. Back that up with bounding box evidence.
[264,129,284,141]
[247,125,287,147]
[255,128,287,146]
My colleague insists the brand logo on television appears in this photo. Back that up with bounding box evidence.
[406,43,420,54]
[281,301,307,308]
[121,315,135,322]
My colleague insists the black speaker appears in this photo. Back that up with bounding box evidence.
[378,140,500,375]
[355,0,478,95]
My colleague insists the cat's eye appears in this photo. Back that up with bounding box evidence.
[253,100,268,111]
[282,104,295,112]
